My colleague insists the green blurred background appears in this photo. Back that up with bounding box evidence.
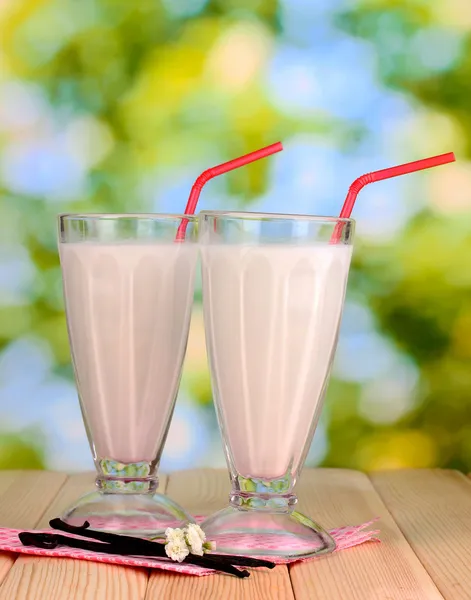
[1,0,470,473]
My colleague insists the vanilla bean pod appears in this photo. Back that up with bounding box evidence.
[49,519,166,557]
[50,519,275,569]
[19,531,249,579]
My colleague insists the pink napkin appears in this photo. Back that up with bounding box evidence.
[0,519,379,576]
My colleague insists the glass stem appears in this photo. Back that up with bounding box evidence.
[229,490,298,513]
[96,475,159,494]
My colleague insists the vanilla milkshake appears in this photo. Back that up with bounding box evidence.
[59,241,197,466]
[201,243,352,480]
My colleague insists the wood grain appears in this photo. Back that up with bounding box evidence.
[160,468,231,517]
[0,473,149,600]
[0,471,67,586]
[371,469,471,600]
[145,469,295,600]
[0,471,67,528]
[147,567,294,600]
[1,468,469,599]
[36,472,95,529]
[290,469,444,600]
[0,557,148,600]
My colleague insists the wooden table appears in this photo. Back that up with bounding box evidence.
[0,469,470,599]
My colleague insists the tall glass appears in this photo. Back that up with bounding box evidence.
[199,211,354,558]
[58,214,198,536]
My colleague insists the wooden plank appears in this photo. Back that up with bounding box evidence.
[0,557,148,600]
[147,567,295,600]
[0,471,67,587]
[145,469,295,600]
[371,469,471,600]
[159,468,230,517]
[0,471,67,528]
[0,558,14,593]
[0,472,20,498]
[0,472,150,600]
[290,468,444,600]
[0,472,21,586]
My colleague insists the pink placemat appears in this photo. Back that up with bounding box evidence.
[0,519,380,576]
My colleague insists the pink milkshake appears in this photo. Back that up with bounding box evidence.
[199,211,354,559]
[58,214,198,535]
[59,241,197,466]
[201,243,352,481]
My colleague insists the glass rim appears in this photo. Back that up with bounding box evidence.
[199,210,355,224]
[58,213,198,221]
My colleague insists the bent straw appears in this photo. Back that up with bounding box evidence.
[331,152,456,243]
[176,142,283,240]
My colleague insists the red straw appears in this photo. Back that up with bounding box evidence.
[331,151,456,243]
[176,141,283,240]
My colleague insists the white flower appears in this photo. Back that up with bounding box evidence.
[185,523,206,556]
[163,524,213,561]
[165,527,185,543]
[164,527,190,563]
[188,523,206,542]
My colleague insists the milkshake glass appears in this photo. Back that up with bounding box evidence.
[199,211,354,558]
[58,214,198,536]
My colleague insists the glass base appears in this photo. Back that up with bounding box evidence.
[200,505,336,560]
[61,490,195,538]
